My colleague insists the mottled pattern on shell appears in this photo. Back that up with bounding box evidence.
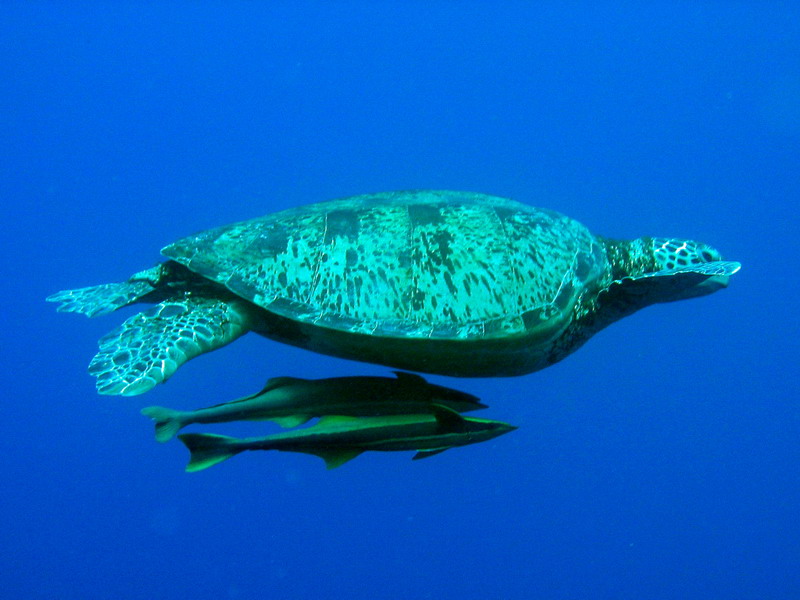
[162,190,606,340]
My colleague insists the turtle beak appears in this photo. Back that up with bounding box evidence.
[695,274,730,294]
[688,261,742,296]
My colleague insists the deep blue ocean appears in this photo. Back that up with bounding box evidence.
[3,3,798,599]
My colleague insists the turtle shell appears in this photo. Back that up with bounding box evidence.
[162,190,608,341]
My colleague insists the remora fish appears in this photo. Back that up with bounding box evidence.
[142,371,486,442]
[178,405,516,472]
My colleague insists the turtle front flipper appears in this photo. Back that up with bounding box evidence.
[89,297,254,395]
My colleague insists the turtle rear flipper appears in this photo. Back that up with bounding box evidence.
[46,280,157,317]
[602,260,742,311]
[89,297,253,396]
[46,265,168,317]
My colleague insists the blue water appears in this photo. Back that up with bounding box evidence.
[3,3,798,599]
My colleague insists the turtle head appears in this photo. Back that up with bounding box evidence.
[647,237,741,301]
[651,237,722,271]
[600,236,741,311]
[571,236,739,345]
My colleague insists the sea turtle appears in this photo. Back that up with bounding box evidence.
[48,190,740,396]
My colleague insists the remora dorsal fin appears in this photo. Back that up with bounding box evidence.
[252,376,306,396]
[392,371,428,386]
[430,404,469,432]
[221,376,307,405]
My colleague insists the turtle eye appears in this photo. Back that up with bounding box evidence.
[701,250,714,262]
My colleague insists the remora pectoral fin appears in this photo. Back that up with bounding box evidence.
[269,415,312,428]
[429,404,469,432]
[412,448,449,461]
[299,448,364,469]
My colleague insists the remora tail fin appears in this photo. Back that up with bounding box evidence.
[178,433,241,472]
[141,406,185,442]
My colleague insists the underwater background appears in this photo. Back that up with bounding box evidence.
[2,2,799,599]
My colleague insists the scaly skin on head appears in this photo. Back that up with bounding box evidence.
[598,236,724,281]
[649,237,723,270]
[597,237,659,282]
